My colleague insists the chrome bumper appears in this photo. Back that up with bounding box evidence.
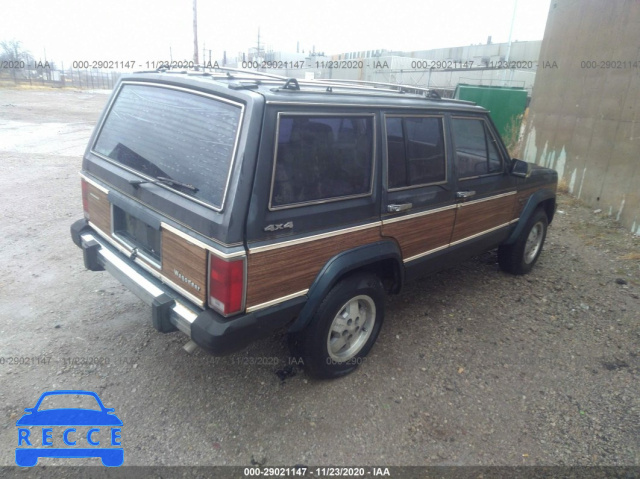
[79,232,199,336]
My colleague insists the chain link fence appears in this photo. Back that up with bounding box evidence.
[0,66,120,90]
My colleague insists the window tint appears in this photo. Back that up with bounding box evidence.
[271,115,373,208]
[451,118,503,178]
[386,116,445,189]
[488,135,502,173]
[93,84,242,209]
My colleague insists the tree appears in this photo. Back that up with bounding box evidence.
[0,39,34,81]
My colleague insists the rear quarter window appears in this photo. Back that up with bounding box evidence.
[92,83,243,210]
[270,114,374,209]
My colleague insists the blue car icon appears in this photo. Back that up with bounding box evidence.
[16,390,123,467]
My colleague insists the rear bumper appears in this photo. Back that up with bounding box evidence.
[70,219,304,356]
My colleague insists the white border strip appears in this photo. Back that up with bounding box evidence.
[249,222,381,254]
[245,289,309,313]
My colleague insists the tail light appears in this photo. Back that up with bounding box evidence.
[208,254,245,316]
[81,178,90,218]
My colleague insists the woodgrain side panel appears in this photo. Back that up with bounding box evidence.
[246,227,381,308]
[451,195,515,242]
[161,227,207,303]
[512,186,544,219]
[382,209,456,259]
[87,184,111,235]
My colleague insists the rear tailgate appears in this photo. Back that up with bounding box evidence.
[81,175,212,307]
[79,77,260,311]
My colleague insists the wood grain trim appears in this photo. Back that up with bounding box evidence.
[86,222,205,307]
[161,227,207,304]
[457,191,515,207]
[382,209,456,259]
[160,222,245,259]
[512,186,540,220]
[451,194,515,243]
[86,183,111,235]
[246,227,381,308]
[382,204,456,224]
[249,222,381,254]
[80,173,108,194]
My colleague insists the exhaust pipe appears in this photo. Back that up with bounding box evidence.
[183,340,199,354]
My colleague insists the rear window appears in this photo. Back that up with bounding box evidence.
[93,83,243,210]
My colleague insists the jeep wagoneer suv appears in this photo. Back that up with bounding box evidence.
[71,69,557,378]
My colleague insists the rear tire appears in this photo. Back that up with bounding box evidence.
[291,273,385,379]
[498,208,548,275]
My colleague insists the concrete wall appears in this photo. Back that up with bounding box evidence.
[330,41,541,93]
[335,41,541,66]
[253,41,541,94]
[522,0,640,234]
[319,54,537,93]
[391,41,541,65]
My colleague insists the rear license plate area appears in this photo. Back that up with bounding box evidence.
[112,205,161,265]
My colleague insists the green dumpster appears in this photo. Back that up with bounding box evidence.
[453,84,528,145]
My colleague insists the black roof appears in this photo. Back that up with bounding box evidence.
[122,68,486,112]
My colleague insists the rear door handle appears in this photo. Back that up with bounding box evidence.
[387,203,413,213]
[456,190,476,199]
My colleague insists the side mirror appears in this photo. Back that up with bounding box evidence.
[511,158,530,178]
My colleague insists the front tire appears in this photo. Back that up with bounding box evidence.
[498,208,548,275]
[292,273,385,379]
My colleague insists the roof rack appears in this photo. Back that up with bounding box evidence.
[316,78,435,95]
[142,65,474,103]
[190,66,438,95]
[202,65,289,81]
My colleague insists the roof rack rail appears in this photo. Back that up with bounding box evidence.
[196,67,431,96]
[209,66,289,80]
[271,78,402,94]
[317,78,433,94]
[142,65,473,103]
[150,64,289,80]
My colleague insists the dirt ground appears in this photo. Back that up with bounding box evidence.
[0,88,639,471]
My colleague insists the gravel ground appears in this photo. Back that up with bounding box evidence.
[0,88,638,470]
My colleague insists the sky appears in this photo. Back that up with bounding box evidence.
[1,0,551,67]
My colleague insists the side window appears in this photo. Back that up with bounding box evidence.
[271,115,373,208]
[487,135,502,173]
[451,117,503,178]
[385,116,446,189]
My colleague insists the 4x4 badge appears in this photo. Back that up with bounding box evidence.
[264,221,293,232]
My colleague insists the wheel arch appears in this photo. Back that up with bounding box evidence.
[504,188,556,245]
[287,240,403,333]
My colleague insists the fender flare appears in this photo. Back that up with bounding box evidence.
[288,240,403,333]
[504,188,556,245]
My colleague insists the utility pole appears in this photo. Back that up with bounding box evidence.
[193,0,199,66]
[257,28,261,59]
[502,0,518,86]
[256,28,264,70]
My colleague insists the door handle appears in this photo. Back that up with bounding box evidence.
[387,203,413,213]
[456,190,476,199]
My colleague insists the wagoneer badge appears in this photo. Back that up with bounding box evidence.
[173,269,201,292]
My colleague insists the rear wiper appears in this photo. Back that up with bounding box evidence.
[129,176,199,193]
